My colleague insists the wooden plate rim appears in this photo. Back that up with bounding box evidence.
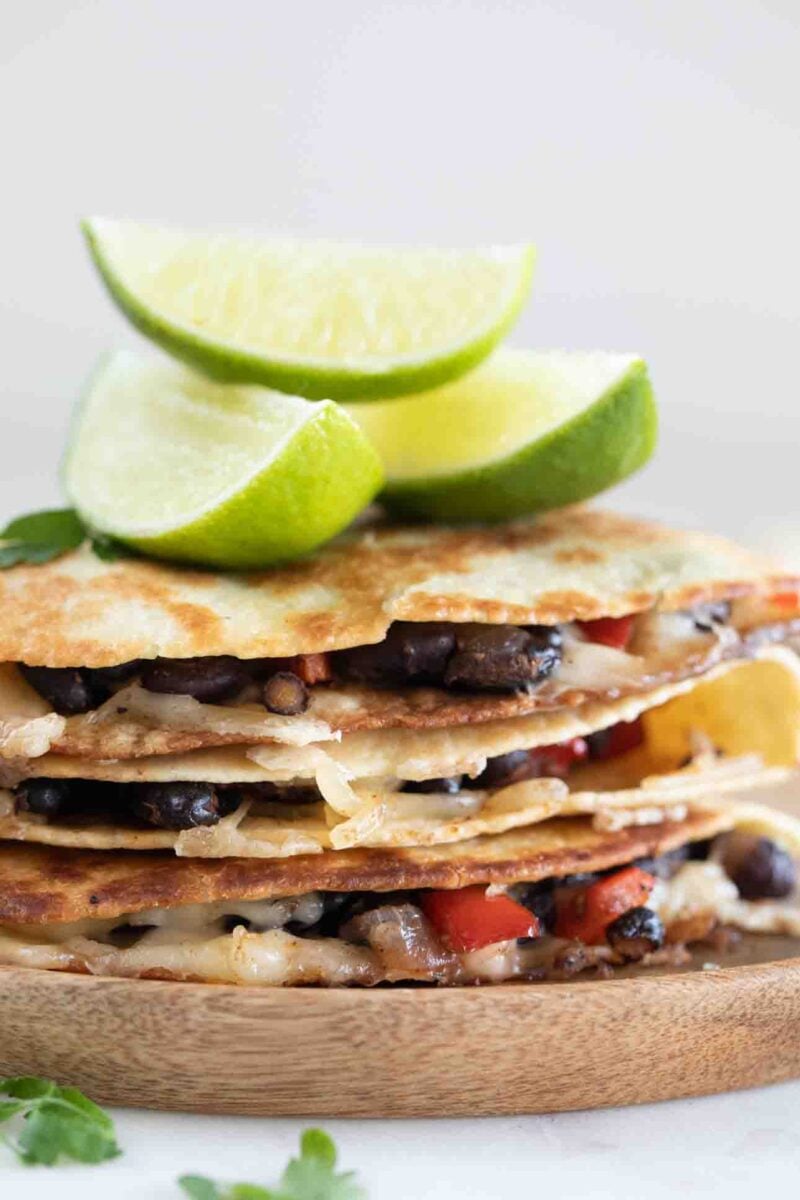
[3,954,800,1117]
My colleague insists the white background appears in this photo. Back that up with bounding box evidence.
[2,1,800,1195]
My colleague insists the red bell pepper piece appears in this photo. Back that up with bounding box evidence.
[770,590,800,614]
[260,653,333,685]
[292,653,333,685]
[554,865,656,945]
[422,886,541,953]
[532,737,589,778]
[577,615,636,650]
[589,717,644,761]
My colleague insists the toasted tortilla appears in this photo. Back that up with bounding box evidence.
[0,508,796,668]
[0,758,770,859]
[6,603,789,760]
[1,651,795,857]
[3,801,800,986]
[12,650,799,791]
[0,810,737,925]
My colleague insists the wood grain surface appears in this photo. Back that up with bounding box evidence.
[2,945,800,1116]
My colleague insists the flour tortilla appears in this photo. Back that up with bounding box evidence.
[12,650,799,789]
[1,651,796,857]
[0,508,796,668]
[3,604,786,760]
[0,756,776,859]
[3,801,799,986]
[0,808,741,925]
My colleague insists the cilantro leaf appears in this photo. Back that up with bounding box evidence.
[0,508,87,568]
[179,1178,226,1200]
[88,530,137,562]
[0,1076,122,1166]
[0,507,136,567]
[0,542,68,567]
[179,1177,275,1200]
[279,1130,363,1200]
[178,1129,365,1200]
[1,509,86,546]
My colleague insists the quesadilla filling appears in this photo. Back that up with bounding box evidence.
[6,719,641,831]
[1,832,797,986]
[13,598,792,723]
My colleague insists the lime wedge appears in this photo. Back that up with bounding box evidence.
[347,349,657,522]
[82,219,535,401]
[64,351,384,570]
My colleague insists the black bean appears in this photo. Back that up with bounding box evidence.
[130,782,237,830]
[526,625,564,672]
[312,892,361,936]
[334,622,456,686]
[140,656,250,702]
[14,778,74,819]
[632,845,690,880]
[516,880,556,932]
[560,870,604,888]
[397,624,457,680]
[721,834,796,900]
[236,782,320,806]
[467,750,538,790]
[692,601,731,633]
[84,660,143,699]
[402,776,463,795]
[444,624,562,692]
[314,890,412,938]
[606,906,665,960]
[18,664,99,715]
[262,671,309,715]
[223,915,250,933]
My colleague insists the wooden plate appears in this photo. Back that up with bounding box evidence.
[2,935,800,1116]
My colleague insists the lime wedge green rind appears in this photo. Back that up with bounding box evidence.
[81,220,534,401]
[64,352,384,571]
[358,358,657,523]
[130,400,383,568]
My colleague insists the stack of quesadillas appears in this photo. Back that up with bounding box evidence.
[0,506,799,986]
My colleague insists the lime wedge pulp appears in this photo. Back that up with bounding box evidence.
[64,351,384,570]
[347,349,657,522]
[82,219,535,401]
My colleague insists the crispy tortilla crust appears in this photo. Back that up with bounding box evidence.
[0,508,796,666]
[47,621,800,758]
[0,811,733,925]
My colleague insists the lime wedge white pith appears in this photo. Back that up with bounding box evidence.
[347,349,657,522]
[64,351,384,570]
[82,219,535,401]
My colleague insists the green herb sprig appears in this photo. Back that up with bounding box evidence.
[179,1129,366,1200]
[0,1076,122,1166]
[0,508,132,567]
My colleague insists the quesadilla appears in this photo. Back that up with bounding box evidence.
[0,509,797,764]
[0,507,798,990]
[0,801,798,986]
[0,649,797,857]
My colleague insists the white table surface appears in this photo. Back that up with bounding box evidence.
[3,1081,800,1199]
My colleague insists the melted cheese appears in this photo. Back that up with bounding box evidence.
[556,636,647,691]
[3,846,800,987]
[90,685,335,747]
[0,714,65,758]
[0,926,380,986]
[592,804,688,832]
[654,861,800,937]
